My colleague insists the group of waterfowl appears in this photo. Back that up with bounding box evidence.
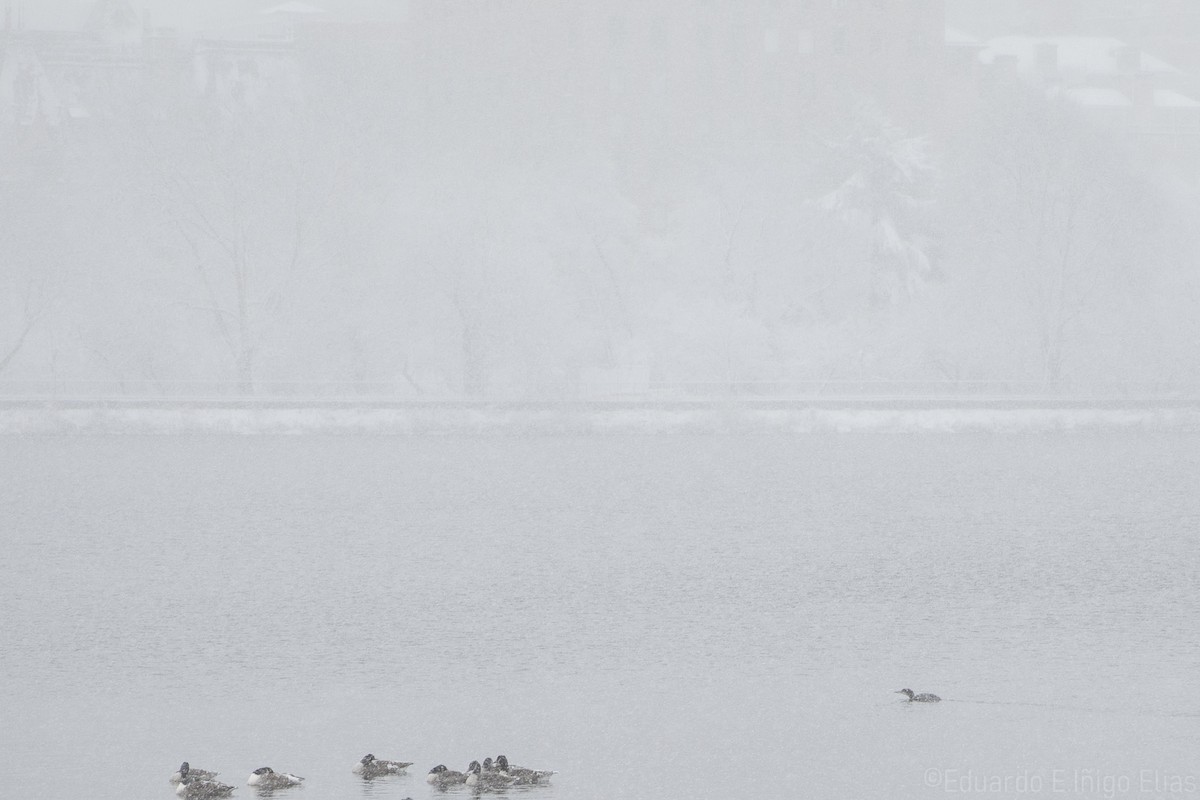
[170,763,304,798]
[427,756,556,789]
[169,688,933,798]
[169,753,555,798]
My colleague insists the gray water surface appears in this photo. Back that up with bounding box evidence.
[2,434,1198,800]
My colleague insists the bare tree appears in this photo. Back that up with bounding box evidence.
[158,89,326,395]
[959,92,1155,387]
[0,282,52,377]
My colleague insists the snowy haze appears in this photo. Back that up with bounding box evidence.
[2,0,1199,399]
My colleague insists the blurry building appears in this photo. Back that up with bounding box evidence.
[400,0,952,217]
[0,0,168,131]
[402,1,949,136]
[0,0,369,133]
[3,1,957,145]
[977,34,1200,174]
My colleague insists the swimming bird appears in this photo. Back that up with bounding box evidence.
[353,753,413,777]
[426,764,468,786]
[896,688,941,702]
[176,776,236,798]
[495,754,555,784]
[247,767,304,789]
[171,762,219,784]
[466,760,518,789]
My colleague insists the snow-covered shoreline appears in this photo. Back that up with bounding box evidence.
[2,403,1198,434]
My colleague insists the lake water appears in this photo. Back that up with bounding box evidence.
[2,433,1198,800]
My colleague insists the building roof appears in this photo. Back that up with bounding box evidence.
[1154,88,1200,108]
[1062,86,1131,107]
[980,35,1181,78]
[1055,84,1200,110]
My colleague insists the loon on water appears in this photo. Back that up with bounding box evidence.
[896,688,941,702]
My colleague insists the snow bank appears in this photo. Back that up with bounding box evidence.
[1,404,1198,434]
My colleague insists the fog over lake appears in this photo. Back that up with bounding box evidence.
[2,0,1198,397]
[1,2,1199,800]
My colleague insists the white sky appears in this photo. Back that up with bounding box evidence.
[7,0,409,31]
